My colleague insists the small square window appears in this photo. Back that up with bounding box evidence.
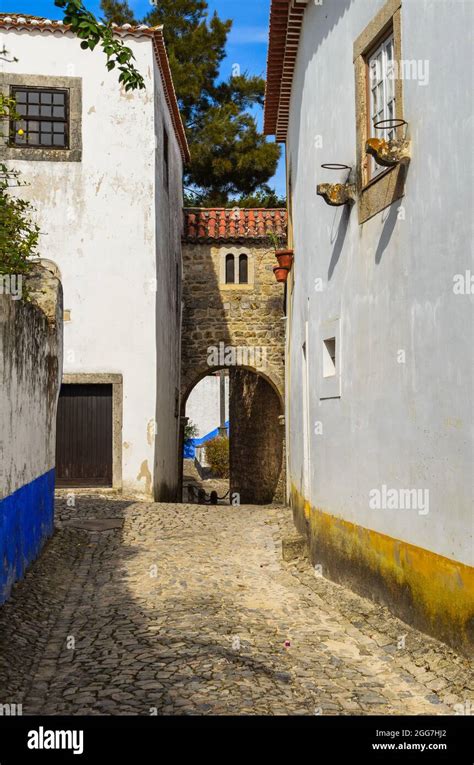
[320,319,341,399]
[323,337,336,378]
[10,86,69,150]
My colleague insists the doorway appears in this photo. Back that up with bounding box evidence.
[56,384,113,487]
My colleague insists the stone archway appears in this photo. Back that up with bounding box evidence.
[180,207,288,505]
[229,368,284,504]
[180,364,285,505]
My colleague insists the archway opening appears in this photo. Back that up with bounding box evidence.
[181,367,284,505]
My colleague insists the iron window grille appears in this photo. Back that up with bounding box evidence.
[10,86,69,149]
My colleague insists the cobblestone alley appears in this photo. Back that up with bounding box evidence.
[0,494,471,716]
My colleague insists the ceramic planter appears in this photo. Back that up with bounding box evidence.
[273,265,290,283]
[275,249,294,269]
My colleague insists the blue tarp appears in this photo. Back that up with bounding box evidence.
[184,421,229,458]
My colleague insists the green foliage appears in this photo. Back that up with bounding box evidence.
[205,436,229,478]
[184,420,199,441]
[55,0,145,92]
[100,0,281,202]
[0,165,39,276]
[234,188,287,209]
[267,229,286,251]
[0,93,39,277]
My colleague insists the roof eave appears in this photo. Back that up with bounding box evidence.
[263,0,308,143]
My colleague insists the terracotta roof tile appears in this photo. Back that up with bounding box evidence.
[183,208,288,242]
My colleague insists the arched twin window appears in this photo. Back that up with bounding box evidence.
[225,253,249,284]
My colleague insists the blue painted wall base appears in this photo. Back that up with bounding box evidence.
[0,469,55,604]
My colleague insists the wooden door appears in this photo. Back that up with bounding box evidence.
[56,384,113,487]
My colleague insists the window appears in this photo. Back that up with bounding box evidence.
[323,337,336,378]
[11,87,68,148]
[238,254,248,284]
[163,124,169,189]
[225,254,235,284]
[220,249,253,287]
[368,33,396,179]
[353,0,404,223]
[320,319,341,399]
[0,73,82,162]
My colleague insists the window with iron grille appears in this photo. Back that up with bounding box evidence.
[10,87,69,149]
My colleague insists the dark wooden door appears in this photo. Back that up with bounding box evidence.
[56,384,113,487]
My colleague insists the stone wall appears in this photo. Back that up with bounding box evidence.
[0,263,63,603]
[229,368,284,504]
[181,240,285,402]
[181,232,286,503]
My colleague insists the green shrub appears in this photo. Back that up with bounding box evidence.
[205,436,229,478]
[184,420,199,441]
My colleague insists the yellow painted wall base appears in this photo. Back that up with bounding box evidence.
[290,484,474,656]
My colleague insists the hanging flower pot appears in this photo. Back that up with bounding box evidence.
[275,249,294,269]
[273,265,290,283]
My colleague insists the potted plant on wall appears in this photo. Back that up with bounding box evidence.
[268,231,294,269]
[268,230,293,283]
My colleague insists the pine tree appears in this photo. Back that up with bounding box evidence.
[100,0,281,204]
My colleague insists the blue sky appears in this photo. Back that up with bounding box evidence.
[1,0,286,196]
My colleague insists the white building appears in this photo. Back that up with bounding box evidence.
[185,373,229,444]
[264,0,473,653]
[0,14,190,499]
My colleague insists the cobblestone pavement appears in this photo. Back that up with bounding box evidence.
[182,458,229,503]
[0,493,472,716]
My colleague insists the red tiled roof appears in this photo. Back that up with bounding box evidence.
[183,208,287,242]
[264,0,308,142]
[0,13,190,163]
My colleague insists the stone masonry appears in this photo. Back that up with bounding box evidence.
[181,209,287,503]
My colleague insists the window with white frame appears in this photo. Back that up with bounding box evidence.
[368,32,396,178]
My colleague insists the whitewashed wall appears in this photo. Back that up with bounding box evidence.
[286,0,473,566]
[0,265,63,601]
[1,28,183,497]
[186,375,229,439]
